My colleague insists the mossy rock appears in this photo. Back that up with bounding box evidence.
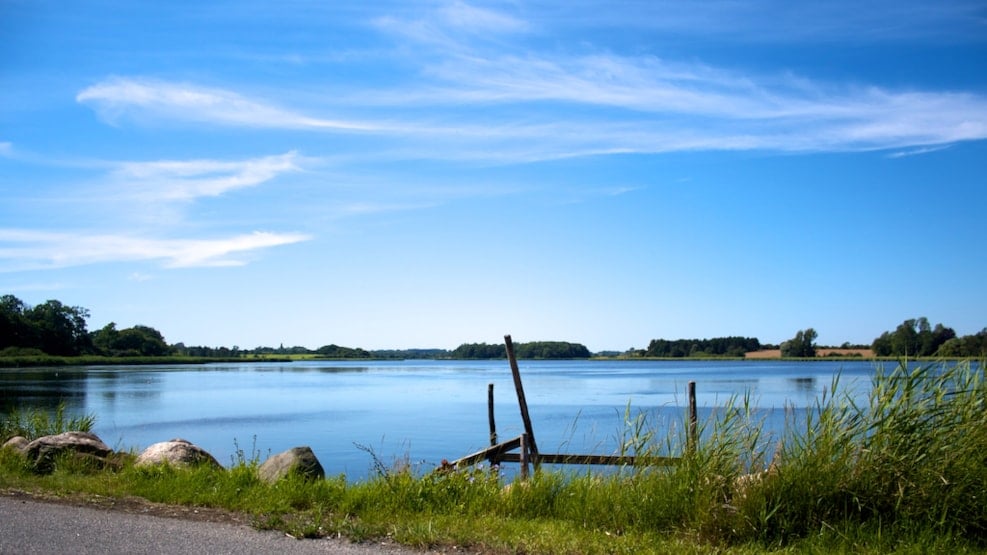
[258,446,325,483]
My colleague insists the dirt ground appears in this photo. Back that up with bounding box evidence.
[745,348,874,359]
[1,488,252,526]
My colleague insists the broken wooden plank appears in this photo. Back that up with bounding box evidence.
[447,436,523,469]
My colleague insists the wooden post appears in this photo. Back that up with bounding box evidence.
[487,383,497,446]
[505,335,539,459]
[519,433,530,480]
[688,381,697,455]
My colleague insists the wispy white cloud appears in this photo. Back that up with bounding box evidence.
[0,229,311,271]
[0,281,67,293]
[887,145,953,158]
[602,185,643,197]
[420,54,765,116]
[374,3,987,155]
[556,183,645,205]
[79,65,987,162]
[528,0,987,43]
[77,77,378,131]
[414,52,987,152]
[439,1,528,34]
[1,150,314,270]
[111,151,302,201]
[0,142,12,157]
[373,0,527,48]
[73,5,987,161]
[333,200,438,217]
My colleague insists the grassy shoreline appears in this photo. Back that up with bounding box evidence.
[0,353,959,369]
[3,359,986,553]
[0,355,287,368]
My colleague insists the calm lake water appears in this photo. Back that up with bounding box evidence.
[1,359,901,481]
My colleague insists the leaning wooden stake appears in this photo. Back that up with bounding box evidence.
[487,383,497,446]
[505,335,539,460]
[519,433,530,479]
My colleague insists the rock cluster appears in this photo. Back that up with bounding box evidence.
[2,431,324,483]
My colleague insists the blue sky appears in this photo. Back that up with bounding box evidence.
[2,1,986,352]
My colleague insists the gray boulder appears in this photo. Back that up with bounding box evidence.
[23,431,114,473]
[135,438,221,469]
[2,435,29,453]
[258,446,325,483]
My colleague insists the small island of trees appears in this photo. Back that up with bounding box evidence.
[450,341,591,359]
[643,336,761,358]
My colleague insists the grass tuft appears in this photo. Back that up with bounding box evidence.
[1,402,96,441]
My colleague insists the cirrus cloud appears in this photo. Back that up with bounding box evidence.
[0,229,311,271]
[77,77,378,131]
[75,66,987,162]
[111,151,302,202]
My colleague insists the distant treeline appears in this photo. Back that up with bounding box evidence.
[643,336,761,358]
[177,343,375,359]
[4,294,986,360]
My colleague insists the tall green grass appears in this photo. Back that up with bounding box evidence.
[1,402,96,441]
[727,359,987,545]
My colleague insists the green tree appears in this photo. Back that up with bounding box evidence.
[91,323,171,356]
[925,323,956,355]
[644,336,760,358]
[871,317,956,357]
[91,322,120,354]
[315,344,370,358]
[450,342,505,359]
[117,325,171,356]
[23,300,91,356]
[871,332,892,356]
[450,341,591,359]
[0,295,30,350]
[780,328,817,358]
[891,318,921,356]
[937,328,987,358]
[515,341,591,359]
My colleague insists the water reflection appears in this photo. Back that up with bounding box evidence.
[0,369,89,413]
[315,366,369,374]
[787,376,816,393]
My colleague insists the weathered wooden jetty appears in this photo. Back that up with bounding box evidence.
[446,335,698,478]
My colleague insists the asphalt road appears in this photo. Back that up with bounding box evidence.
[0,494,419,555]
